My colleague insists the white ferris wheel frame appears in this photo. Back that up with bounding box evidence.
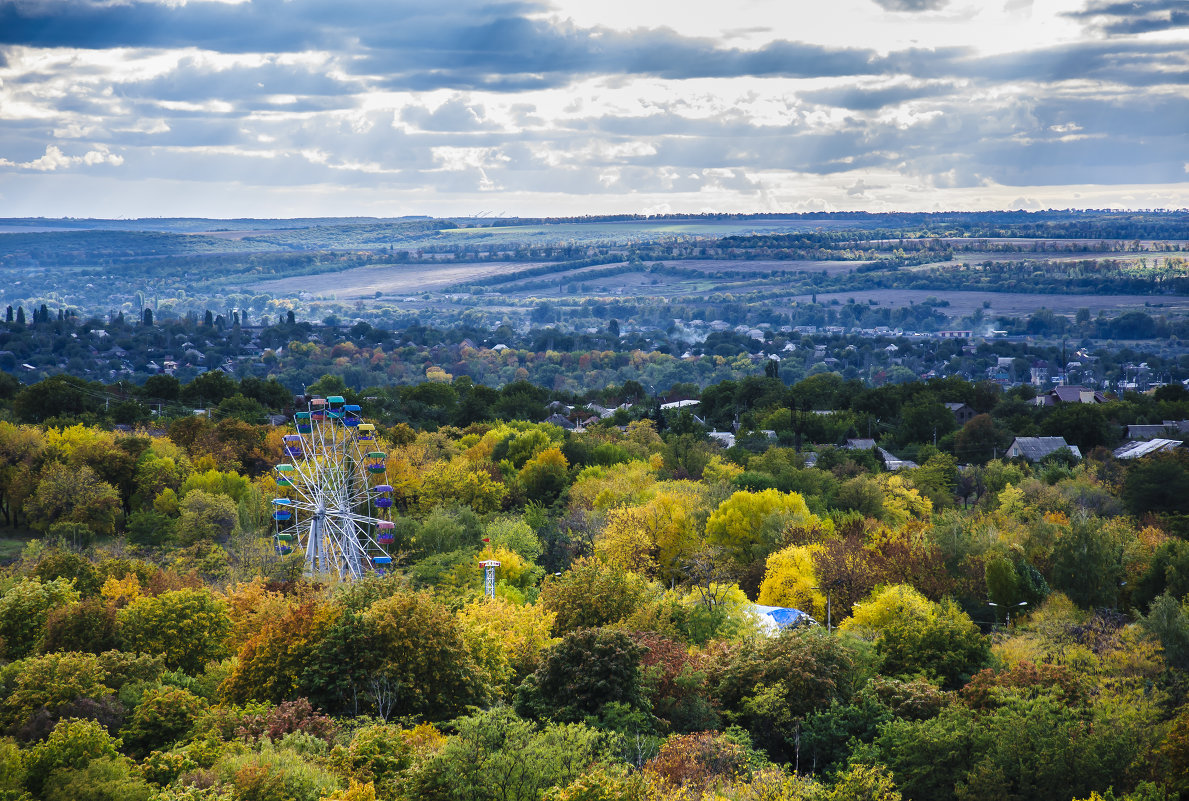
[273,399,391,581]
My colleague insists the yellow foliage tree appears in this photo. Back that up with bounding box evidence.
[419,458,506,514]
[456,597,558,698]
[757,544,826,619]
[568,460,659,513]
[595,486,705,582]
[223,578,294,652]
[221,599,340,704]
[519,447,570,504]
[476,544,537,589]
[877,474,932,528]
[705,488,825,569]
[702,456,743,485]
[100,575,141,609]
[840,584,935,637]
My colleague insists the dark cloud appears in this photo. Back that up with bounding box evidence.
[0,0,890,91]
[801,82,956,110]
[1068,0,1189,35]
[947,40,1189,87]
[1,0,1187,208]
[870,0,949,11]
[362,23,891,90]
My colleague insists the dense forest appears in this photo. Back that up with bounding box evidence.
[0,367,1188,801]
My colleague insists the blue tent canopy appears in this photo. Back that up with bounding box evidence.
[752,604,817,633]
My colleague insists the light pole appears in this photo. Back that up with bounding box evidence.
[988,600,1028,630]
[812,586,832,632]
[1008,601,1028,628]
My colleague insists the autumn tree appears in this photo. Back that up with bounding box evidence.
[117,588,231,673]
[840,585,989,690]
[120,685,208,756]
[712,627,868,763]
[705,489,826,575]
[362,591,487,720]
[520,447,571,505]
[538,556,649,635]
[24,463,121,537]
[222,600,340,704]
[174,489,241,545]
[0,577,81,659]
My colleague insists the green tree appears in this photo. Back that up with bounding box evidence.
[179,370,238,407]
[1050,518,1123,609]
[117,588,231,673]
[840,585,989,690]
[1133,540,1189,611]
[216,393,267,424]
[120,685,208,756]
[952,414,1008,465]
[705,489,823,572]
[140,374,180,402]
[24,463,122,537]
[538,557,649,635]
[0,737,25,800]
[1122,453,1189,516]
[515,629,647,724]
[520,447,571,505]
[712,627,868,762]
[41,598,118,654]
[0,577,81,659]
[1139,593,1189,671]
[0,651,111,730]
[43,754,153,801]
[362,591,487,720]
[25,718,120,796]
[12,375,103,423]
[408,707,607,801]
[896,397,956,449]
[174,489,240,545]
[1041,403,1115,452]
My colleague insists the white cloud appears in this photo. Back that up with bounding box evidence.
[0,0,1185,213]
[0,143,122,170]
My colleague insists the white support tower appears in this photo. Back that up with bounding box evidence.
[479,560,501,598]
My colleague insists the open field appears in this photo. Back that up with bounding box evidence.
[798,289,1189,318]
[252,261,562,298]
[656,259,870,274]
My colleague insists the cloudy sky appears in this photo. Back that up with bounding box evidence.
[0,0,1186,218]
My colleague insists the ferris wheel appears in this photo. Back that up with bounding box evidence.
[271,395,395,580]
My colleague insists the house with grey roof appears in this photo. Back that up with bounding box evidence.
[1005,436,1082,462]
[545,413,575,430]
[1125,421,1189,440]
[1035,386,1108,406]
[945,402,977,426]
